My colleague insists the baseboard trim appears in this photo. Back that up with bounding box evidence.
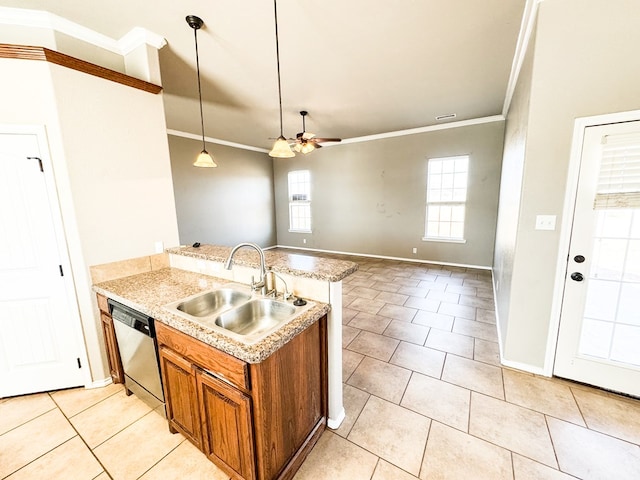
[275,245,491,271]
[85,377,113,389]
[500,358,547,376]
[491,271,550,376]
[326,407,346,430]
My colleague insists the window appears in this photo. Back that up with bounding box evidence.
[288,170,311,232]
[424,155,469,242]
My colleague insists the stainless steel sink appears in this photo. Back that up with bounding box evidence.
[214,299,296,337]
[173,288,251,317]
[164,285,314,344]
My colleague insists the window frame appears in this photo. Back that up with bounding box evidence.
[287,170,312,233]
[423,155,469,243]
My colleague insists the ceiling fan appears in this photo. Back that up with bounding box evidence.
[292,111,341,154]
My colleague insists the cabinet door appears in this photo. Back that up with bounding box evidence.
[100,312,124,384]
[197,370,255,480]
[158,346,202,448]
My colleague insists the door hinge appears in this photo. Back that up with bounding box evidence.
[77,358,82,369]
[59,265,64,276]
[27,156,44,172]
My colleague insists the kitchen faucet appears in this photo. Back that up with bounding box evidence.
[224,242,268,295]
[267,268,293,300]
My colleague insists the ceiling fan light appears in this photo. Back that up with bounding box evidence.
[300,142,315,154]
[193,150,217,167]
[269,136,295,158]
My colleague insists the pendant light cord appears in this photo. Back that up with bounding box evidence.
[194,27,207,152]
[273,0,284,138]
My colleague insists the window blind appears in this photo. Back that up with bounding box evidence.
[594,132,640,209]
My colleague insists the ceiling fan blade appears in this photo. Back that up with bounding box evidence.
[302,132,316,140]
[310,137,342,144]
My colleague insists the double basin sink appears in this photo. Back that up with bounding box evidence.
[164,284,314,344]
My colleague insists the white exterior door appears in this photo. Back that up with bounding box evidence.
[554,119,640,397]
[0,129,85,397]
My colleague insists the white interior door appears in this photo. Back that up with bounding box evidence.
[554,119,640,397]
[0,130,85,397]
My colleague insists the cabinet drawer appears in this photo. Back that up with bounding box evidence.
[156,322,249,390]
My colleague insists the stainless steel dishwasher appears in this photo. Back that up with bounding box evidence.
[108,299,165,415]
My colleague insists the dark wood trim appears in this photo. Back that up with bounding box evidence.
[276,418,326,480]
[156,321,250,391]
[0,43,162,94]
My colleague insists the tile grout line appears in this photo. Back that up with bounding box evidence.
[569,386,589,429]
[0,403,57,437]
[0,436,78,480]
[342,422,422,480]
[417,418,434,480]
[48,392,114,480]
[134,438,189,480]
[543,414,563,473]
[509,451,516,480]
[367,457,382,480]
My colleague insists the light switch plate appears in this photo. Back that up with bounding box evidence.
[535,215,556,231]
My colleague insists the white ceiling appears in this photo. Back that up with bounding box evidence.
[3,0,526,150]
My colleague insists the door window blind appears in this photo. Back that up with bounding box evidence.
[594,132,640,209]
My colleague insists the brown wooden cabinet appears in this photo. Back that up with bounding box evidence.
[97,294,124,384]
[156,316,327,480]
[158,345,202,448]
[198,369,255,480]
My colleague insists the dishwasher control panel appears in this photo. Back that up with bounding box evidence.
[109,300,153,337]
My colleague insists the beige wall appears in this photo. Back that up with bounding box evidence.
[0,56,180,382]
[51,65,179,266]
[168,135,277,248]
[274,121,505,267]
[495,0,640,370]
[493,21,536,353]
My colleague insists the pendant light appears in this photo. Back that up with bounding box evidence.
[187,15,217,168]
[268,0,295,158]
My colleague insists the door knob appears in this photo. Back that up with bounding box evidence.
[570,272,584,282]
[574,255,585,263]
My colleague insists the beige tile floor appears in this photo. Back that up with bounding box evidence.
[2,255,640,479]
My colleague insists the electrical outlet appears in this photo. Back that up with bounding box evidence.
[303,238,307,244]
[412,247,417,254]
[154,241,164,253]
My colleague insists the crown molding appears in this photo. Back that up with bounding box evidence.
[169,115,505,154]
[0,7,165,56]
[0,44,162,94]
[167,129,270,154]
[118,27,166,54]
[169,115,506,154]
[502,0,543,116]
[339,115,505,145]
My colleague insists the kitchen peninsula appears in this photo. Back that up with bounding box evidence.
[166,244,358,428]
[94,244,358,428]
[93,244,357,479]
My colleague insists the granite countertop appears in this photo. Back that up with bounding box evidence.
[166,244,359,282]
[93,268,330,363]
